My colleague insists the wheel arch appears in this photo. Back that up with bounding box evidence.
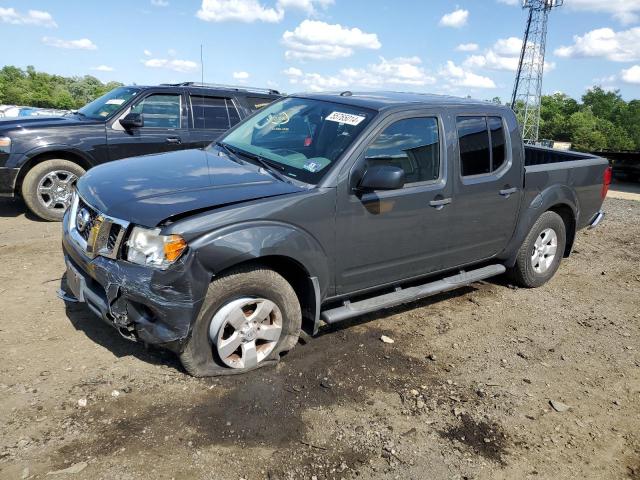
[502,185,579,267]
[212,255,320,337]
[15,147,94,196]
[187,221,330,335]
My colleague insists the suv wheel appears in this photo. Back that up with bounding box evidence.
[21,159,85,221]
[508,211,567,288]
[179,267,301,376]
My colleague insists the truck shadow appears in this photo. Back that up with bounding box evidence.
[60,277,183,372]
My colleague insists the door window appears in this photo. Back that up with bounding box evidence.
[365,117,440,185]
[131,94,181,128]
[458,115,507,176]
[458,116,490,176]
[489,116,506,170]
[190,96,240,129]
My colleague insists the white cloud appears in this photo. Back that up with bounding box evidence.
[621,65,640,84]
[233,71,250,81]
[497,0,519,5]
[144,49,153,56]
[196,0,284,22]
[283,56,436,92]
[456,43,479,52]
[195,0,333,22]
[463,36,554,73]
[0,7,57,27]
[439,9,469,28]
[42,37,97,50]
[439,61,496,89]
[151,0,169,6]
[282,19,381,60]
[143,58,199,72]
[493,36,522,56]
[565,0,640,25]
[92,65,114,72]
[555,27,640,62]
[276,0,333,15]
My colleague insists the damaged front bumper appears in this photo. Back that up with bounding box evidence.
[61,212,210,353]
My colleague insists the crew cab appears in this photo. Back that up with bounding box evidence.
[0,82,280,220]
[60,92,611,376]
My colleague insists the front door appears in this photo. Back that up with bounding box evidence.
[446,114,522,266]
[107,91,188,160]
[335,112,453,295]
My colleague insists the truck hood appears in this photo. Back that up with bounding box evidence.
[76,148,304,226]
[0,115,100,131]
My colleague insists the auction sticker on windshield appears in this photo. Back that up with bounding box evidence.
[326,111,366,126]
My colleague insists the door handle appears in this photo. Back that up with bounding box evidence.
[166,137,182,144]
[499,187,518,197]
[429,198,452,209]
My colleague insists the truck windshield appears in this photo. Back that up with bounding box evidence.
[77,87,140,120]
[217,97,375,184]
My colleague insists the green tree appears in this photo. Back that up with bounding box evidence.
[0,65,122,110]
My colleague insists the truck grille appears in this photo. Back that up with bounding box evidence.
[68,193,129,260]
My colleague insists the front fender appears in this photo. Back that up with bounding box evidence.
[18,144,97,168]
[500,184,578,267]
[189,220,330,294]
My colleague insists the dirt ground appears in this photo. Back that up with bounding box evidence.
[0,184,638,480]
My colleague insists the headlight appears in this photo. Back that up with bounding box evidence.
[0,136,11,154]
[126,226,187,269]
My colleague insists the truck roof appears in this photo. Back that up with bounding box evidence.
[295,91,501,111]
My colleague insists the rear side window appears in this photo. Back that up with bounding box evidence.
[489,116,506,170]
[246,96,274,111]
[457,115,507,177]
[365,117,440,184]
[190,96,241,129]
[458,116,490,176]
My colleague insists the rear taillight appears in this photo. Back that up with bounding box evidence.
[601,166,612,199]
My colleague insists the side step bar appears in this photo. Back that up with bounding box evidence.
[321,264,506,324]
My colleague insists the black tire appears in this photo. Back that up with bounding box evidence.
[508,211,567,288]
[21,159,85,221]
[179,266,302,377]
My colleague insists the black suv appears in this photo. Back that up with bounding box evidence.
[0,82,280,220]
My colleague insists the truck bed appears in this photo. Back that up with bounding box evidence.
[523,145,609,229]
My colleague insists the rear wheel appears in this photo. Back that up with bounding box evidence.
[21,159,85,221]
[179,267,301,376]
[508,211,566,288]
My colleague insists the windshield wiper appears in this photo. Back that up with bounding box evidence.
[229,146,292,184]
[214,141,243,165]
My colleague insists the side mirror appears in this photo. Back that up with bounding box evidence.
[119,112,143,130]
[358,165,405,191]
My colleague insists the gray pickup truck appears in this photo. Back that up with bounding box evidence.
[60,92,610,376]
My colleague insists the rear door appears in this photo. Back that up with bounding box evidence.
[335,110,453,295]
[187,93,241,149]
[446,113,522,266]
[107,90,188,160]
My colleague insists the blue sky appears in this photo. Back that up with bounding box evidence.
[2,0,640,101]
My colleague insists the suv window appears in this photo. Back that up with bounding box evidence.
[457,115,507,177]
[131,94,181,128]
[246,96,274,111]
[190,96,240,130]
[365,117,440,184]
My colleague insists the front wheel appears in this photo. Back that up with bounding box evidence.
[21,159,85,221]
[179,267,301,376]
[508,211,567,288]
